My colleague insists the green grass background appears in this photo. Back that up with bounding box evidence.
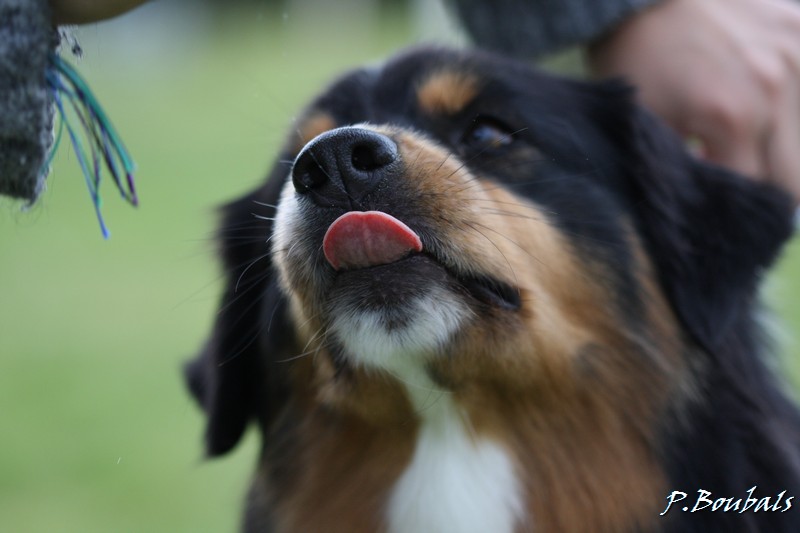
[1,3,799,532]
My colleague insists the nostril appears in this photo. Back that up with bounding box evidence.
[294,155,329,192]
[351,142,395,172]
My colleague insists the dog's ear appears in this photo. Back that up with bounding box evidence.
[617,102,795,353]
[184,166,293,457]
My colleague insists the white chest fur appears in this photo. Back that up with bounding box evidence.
[386,397,524,533]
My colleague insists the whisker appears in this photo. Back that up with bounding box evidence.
[277,325,329,364]
[235,252,272,293]
[464,220,522,288]
[253,200,280,209]
[216,292,270,367]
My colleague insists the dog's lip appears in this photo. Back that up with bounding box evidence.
[323,211,423,271]
[317,210,521,311]
[347,252,522,311]
[326,248,522,312]
[457,272,522,311]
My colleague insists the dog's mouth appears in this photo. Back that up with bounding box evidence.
[322,210,521,311]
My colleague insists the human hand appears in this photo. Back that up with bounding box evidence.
[587,0,800,206]
[50,0,150,25]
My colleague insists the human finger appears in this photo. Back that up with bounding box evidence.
[676,84,768,182]
[763,51,800,205]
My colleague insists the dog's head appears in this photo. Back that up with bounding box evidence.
[186,47,794,459]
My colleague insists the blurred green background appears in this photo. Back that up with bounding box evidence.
[1,1,798,531]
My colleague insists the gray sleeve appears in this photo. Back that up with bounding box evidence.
[446,0,662,59]
[0,0,56,203]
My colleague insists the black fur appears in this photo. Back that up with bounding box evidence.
[185,46,798,531]
[184,166,294,457]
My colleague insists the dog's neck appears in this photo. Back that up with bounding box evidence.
[385,389,524,533]
[278,289,680,532]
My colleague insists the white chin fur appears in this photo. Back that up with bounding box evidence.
[329,286,468,378]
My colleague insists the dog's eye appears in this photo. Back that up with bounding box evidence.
[462,117,515,150]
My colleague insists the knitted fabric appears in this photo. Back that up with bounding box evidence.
[446,0,660,59]
[0,0,55,203]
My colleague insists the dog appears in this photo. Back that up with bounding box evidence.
[185,46,800,532]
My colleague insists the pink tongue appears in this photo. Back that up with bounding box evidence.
[323,211,423,270]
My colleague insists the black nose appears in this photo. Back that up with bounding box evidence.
[291,127,400,208]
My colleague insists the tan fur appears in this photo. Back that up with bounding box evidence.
[417,70,480,115]
[290,111,337,154]
[267,375,416,533]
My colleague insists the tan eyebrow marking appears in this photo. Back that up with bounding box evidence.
[291,111,338,154]
[417,70,480,116]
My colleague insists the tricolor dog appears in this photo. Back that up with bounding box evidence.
[186,47,800,532]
